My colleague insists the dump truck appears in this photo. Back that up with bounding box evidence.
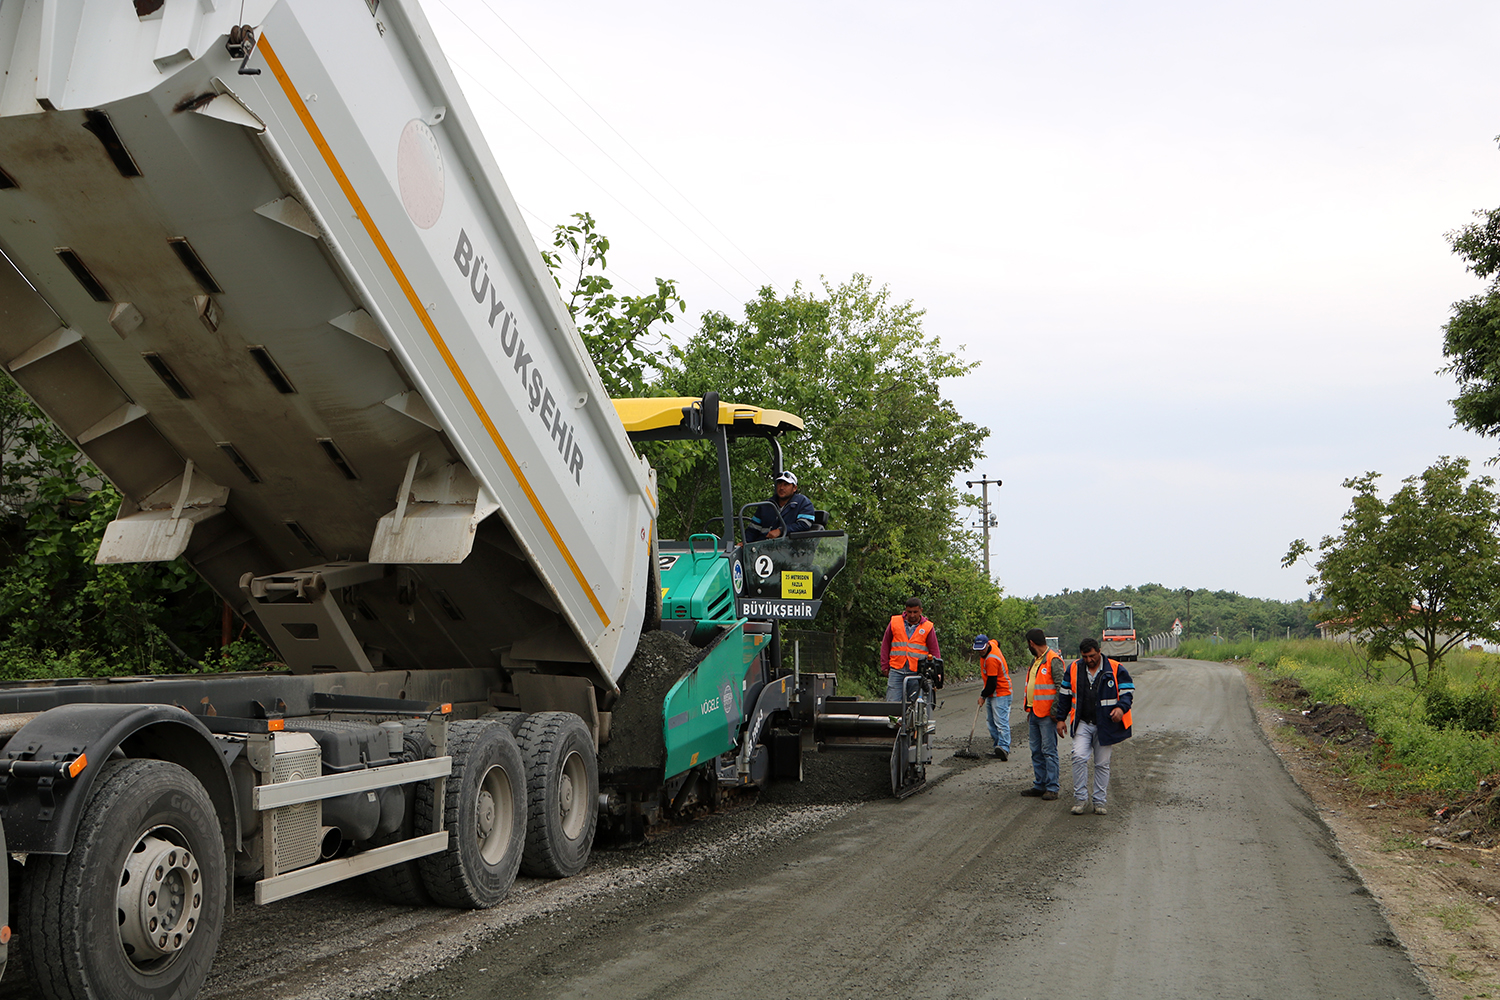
[0,4,934,999]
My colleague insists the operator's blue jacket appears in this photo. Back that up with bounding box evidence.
[1051,658,1134,745]
[748,492,816,541]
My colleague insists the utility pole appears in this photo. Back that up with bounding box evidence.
[965,475,1003,579]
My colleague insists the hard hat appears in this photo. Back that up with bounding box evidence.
[774,470,797,486]
[972,635,989,651]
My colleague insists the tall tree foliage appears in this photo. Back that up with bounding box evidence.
[541,211,686,396]
[1283,457,1500,686]
[1443,203,1500,439]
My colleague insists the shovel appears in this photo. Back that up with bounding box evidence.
[954,698,983,759]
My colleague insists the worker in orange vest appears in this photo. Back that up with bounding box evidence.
[1020,628,1061,800]
[1053,636,1134,816]
[880,598,940,704]
[974,634,1011,760]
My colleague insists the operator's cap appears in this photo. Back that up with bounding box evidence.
[972,635,989,651]
[773,470,798,486]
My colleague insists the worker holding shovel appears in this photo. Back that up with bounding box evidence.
[975,635,1011,760]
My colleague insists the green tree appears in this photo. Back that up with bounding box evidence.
[1282,457,1500,686]
[0,381,249,676]
[1441,194,1500,440]
[540,211,686,395]
[1034,584,1315,654]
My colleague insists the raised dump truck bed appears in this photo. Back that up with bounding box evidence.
[0,0,652,689]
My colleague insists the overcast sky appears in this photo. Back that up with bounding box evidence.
[417,0,1500,603]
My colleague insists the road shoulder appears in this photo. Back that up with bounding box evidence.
[1244,664,1500,1000]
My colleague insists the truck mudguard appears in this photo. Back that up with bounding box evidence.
[0,703,236,856]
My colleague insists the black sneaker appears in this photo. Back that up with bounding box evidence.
[999,748,1009,761]
[1020,787,1045,797]
[1041,791,1059,801]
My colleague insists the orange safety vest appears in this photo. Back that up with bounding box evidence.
[1026,649,1060,718]
[1065,658,1134,730]
[981,640,1011,696]
[888,615,935,673]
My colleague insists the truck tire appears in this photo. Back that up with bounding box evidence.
[20,758,226,1000]
[483,710,529,736]
[516,712,598,878]
[363,826,431,906]
[415,719,525,908]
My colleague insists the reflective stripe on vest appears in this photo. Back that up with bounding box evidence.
[889,615,934,672]
[1066,658,1133,730]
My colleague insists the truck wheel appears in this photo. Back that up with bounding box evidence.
[21,758,226,1000]
[516,712,598,878]
[416,719,525,908]
[363,827,431,906]
[483,710,529,736]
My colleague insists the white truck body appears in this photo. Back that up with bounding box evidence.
[0,0,652,688]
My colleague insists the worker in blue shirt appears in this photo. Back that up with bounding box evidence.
[747,471,816,542]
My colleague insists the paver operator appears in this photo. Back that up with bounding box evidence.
[1053,637,1135,815]
[975,634,1011,760]
[747,470,817,541]
[1020,628,1061,800]
[881,598,940,704]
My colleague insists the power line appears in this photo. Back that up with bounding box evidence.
[447,60,745,304]
[442,0,782,294]
[437,0,767,297]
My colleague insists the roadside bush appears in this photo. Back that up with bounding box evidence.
[1425,682,1500,733]
[198,637,279,673]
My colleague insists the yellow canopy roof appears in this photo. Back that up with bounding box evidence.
[612,397,804,437]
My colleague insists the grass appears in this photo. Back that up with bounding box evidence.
[1380,832,1423,852]
[1433,903,1482,933]
[1444,952,1482,984]
[835,672,880,700]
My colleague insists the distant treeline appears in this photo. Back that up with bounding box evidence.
[1033,584,1317,657]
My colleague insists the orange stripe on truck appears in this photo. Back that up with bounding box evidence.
[259,35,609,627]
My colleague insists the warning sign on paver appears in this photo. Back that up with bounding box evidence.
[780,571,813,599]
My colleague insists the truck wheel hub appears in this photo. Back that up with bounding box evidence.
[558,749,587,839]
[118,829,203,963]
[475,763,512,865]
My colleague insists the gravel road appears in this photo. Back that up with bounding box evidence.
[2,658,1430,1000]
